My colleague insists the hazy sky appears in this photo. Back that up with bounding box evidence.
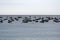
[0,0,60,14]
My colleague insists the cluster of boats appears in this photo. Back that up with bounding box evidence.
[0,16,60,23]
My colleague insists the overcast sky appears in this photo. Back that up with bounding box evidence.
[0,0,60,14]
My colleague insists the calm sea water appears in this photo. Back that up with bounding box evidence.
[0,22,60,40]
